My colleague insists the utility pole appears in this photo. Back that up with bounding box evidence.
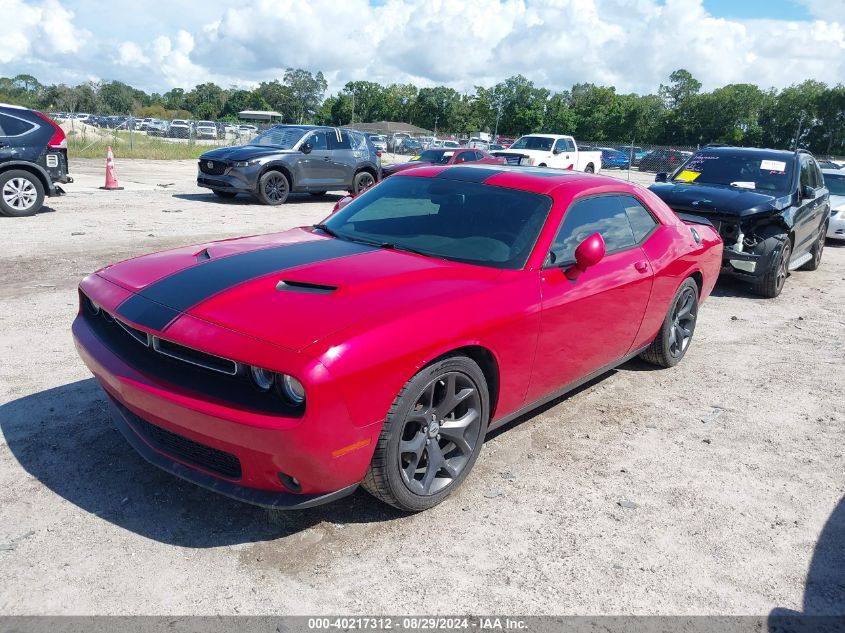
[434,115,439,138]
[493,99,503,142]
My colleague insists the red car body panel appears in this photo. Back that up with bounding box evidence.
[73,166,722,508]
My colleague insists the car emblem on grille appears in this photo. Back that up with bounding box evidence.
[207,161,214,168]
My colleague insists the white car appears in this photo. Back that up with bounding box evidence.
[169,119,192,138]
[823,168,845,240]
[494,134,602,173]
[238,124,258,135]
[368,134,387,152]
[195,121,218,140]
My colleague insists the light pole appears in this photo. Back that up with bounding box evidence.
[493,98,503,142]
[434,114,439,138]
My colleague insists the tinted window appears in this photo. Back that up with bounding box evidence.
[551,196,636,264]
[324,176,553,269]
[307,131,328,150]
[800,157,812,188]
[328,130,352,150]
[620,196,658,242]
[553,139,568,152]
[0,113,35,136]
[510,136,554,151]
[823,172,845,195]
[250,125,309,149]
[566,139,576,151]
[414,150,453,165]
[454,152,471,163]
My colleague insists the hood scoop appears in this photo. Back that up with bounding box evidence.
[195,248,212,262]
[276,280,337,294]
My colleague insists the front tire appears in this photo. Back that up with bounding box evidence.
[753,235,791,298]
[641,278,699,368]
[0,170,45,217]
[362,356,489,512]
[256,171,289,205]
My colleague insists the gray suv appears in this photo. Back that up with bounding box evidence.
[197,125,381,205]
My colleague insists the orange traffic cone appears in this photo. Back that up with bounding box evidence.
[100,146,124,190]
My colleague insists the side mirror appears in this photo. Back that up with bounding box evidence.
[654,172,669,183]
[565,233,606,281]
[801,184,815,199]
[301,142,312,154]
[331,194,354,214]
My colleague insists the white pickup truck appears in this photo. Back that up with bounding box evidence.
[493,134,602,173]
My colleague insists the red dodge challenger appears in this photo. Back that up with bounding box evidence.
[73,165,722,512]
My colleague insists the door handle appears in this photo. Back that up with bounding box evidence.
[323,156,331,161]
[634,261,649,273]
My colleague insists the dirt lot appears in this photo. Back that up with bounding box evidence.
[0,158,842,615]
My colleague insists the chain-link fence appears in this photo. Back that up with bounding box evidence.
[577,140,701,178]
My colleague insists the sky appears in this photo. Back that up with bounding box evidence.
[1,0,843,97]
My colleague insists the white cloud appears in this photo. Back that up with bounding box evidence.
[1,0,843,95]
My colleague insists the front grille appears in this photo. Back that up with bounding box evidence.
[131,411,242,479]
[199,160,227,175]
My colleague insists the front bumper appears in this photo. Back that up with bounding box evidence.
[197,163,261,193]
[72,311,379,509]
[828,213,845,240]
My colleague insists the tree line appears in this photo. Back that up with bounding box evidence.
[2,69,843,155]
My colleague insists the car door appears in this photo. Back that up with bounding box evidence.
[0,111,37,163]
[527,194,655,402]
[793,155,824,256]
[328,129,357,188]
[298,130,335,188]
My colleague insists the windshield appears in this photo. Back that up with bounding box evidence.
[249,126,309,149]
[824,172,845,196]
[413,150,454,165]
[672,151,795,193]
[509,136,554,151]
[322,176,552,269]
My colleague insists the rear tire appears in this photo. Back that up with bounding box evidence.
[799,223,826,271]
[0,170,45,217]
[353,171,376,194]
[362,356,489,512]
[585,164,595,173]
[256,171,289,206]
[212,190,236,199]
[752,235,791,298]
[641,278,699,368]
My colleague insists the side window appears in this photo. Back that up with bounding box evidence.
[565,138,576,152]
[454,152,470,163]
[553,139,567,152]
[0,113,35,136]
[328,130,352,150]
[307,131,328,150]
[810,160,823,188]
[799,157,812,188]
[550,196,636,264]
[620,196,658,242]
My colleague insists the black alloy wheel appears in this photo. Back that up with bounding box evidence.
[257,171,289,205]
[641,277,699,368]
[363,356,489,511]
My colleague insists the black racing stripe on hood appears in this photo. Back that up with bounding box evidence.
[116,238,375,331]
[434,166,504,182]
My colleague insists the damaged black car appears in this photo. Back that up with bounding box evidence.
[650,146,829,297]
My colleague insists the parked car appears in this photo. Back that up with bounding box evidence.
[146,120,169,137]
[398,137,423,155]
[238,124,258,135]
[382,148,505,177]
[467,139,490,151]
[817,159,843,170]
[650,146,829,297]
[598,147,630,169]
[430,139,460,149]
[169,119,191,139]
[494,134,602,173]
[616,145,648,166]
[197,125,381,204]
[367,134,387,152]
[0,104,72,217]
[195,121,218,140]
[387,133,411,152]
[74,166,722,512]
[822,168,845,241]
[495,137,515,147]
[638,148,693,172]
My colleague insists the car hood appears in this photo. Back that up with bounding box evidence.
[649,182,792,217]
[830,194,845,210]
[199,145,289,161]
[97,229,502,352]
[383,161,434,174]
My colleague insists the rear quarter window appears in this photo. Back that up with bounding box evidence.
[0,113,36,136]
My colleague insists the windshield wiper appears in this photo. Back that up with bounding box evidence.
[312,223,340,238]
[377,242,429,257]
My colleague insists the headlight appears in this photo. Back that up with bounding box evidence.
[279,374,306,405]
[232,159,260,167]
[249,366,275,391]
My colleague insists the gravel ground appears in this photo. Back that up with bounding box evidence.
[0,158,842,615]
